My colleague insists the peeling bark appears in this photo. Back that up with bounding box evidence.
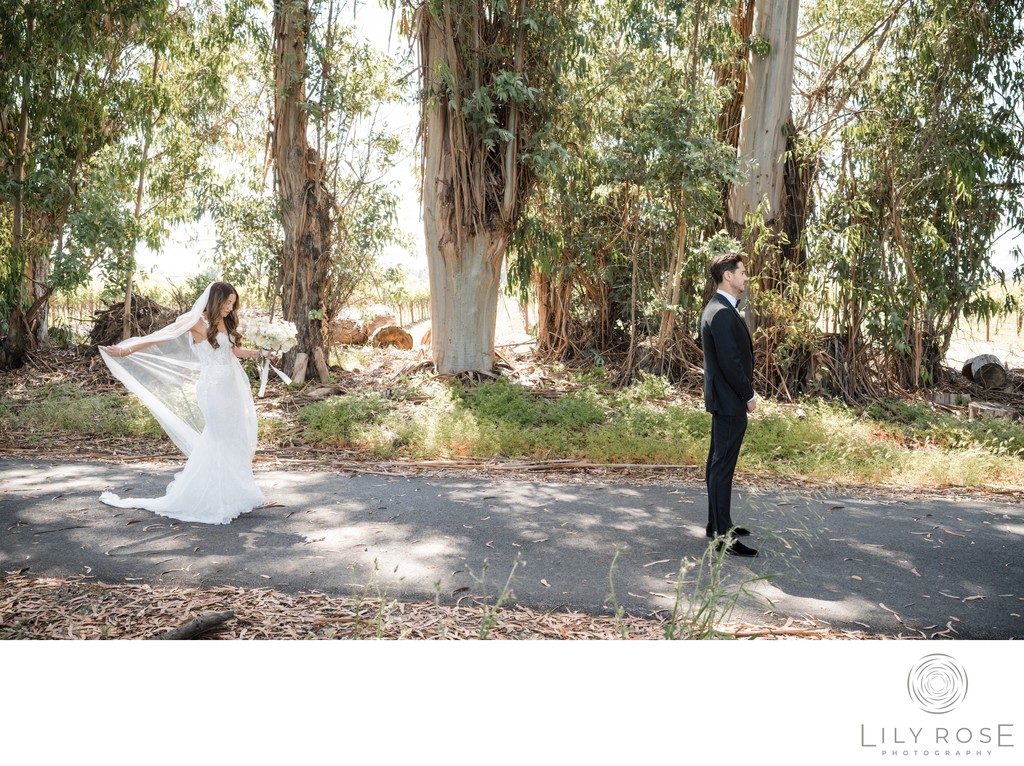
[415,3,532,374]
[273,0,333,364]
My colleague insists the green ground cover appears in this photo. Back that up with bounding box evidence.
[4,367,1023,490]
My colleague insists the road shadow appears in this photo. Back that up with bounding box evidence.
[2,459,1022,637]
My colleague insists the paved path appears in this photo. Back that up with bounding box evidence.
[2,458,1022,638]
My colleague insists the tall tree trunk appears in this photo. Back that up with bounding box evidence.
[422,222,506,373]
[716,0,805,398]
[715,2,755,190]
[726,0,800,241]
[416,3,526,374]
[420,55,507,372]
[2,17,34,369]
[273,0,333,366]
[122,52,160,341]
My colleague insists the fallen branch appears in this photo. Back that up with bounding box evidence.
[356,459,703,472]
[152,610,235,640]
[729,627,833,638]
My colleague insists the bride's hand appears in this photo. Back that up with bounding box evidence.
[100,345,132,357]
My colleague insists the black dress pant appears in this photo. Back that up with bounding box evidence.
[705,411,748,537]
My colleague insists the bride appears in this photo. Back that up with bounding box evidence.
[99,281,270,524]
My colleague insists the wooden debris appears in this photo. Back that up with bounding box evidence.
[931,391,970,406]
[0,574,898,641]
[329,318,367,346]
[152,610,235,640]
[89,296,174,349]
[961,354,1007,389]
[968,401,1017,422]
[371,325,414,350]
[364,309,398,338]
[313,347,330,383]
[291,352,309,386]
[302,384,348,402]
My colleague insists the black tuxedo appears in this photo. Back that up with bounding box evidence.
[700,292,754,537]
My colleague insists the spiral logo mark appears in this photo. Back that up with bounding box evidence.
[907,654,968,714]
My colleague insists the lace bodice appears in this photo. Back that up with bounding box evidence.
[193,331,236,367]
[193,317,236,369]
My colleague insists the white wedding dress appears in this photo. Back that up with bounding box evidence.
[99,289,265,524]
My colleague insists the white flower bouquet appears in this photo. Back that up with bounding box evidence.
[241,313,298,396]
[244,315,298,354]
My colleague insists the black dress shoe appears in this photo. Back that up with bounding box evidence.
[714,539,758,557]
[706,525,752,538]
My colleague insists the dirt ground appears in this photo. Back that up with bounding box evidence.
[946,315,1024,370]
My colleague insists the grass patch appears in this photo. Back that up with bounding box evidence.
[0,382,162,440]
[865,400,1024,455]
[742,399,1024,487]
[295,380,1024,488]
[6,354,1023,491]
[298,377,710,463]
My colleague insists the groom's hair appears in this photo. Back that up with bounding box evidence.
[709,252,745,285]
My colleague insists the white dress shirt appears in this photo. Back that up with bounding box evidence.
[716,289,741,313]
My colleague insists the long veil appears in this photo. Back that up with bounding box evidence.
[99,283,214,457]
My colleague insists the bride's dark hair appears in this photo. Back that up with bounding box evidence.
[204,281,240,349]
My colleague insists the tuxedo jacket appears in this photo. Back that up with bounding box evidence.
[700,293,754,416]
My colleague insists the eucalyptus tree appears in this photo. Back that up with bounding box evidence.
[804,0,1024,396]
[507,0,742,372]
[0,0,260,368]
[723,0,800,255]
[272,0,405,365]
[273,0,332,364]
[406,0,585,374]
[709,0,809,365]
[1,1,166,367]
[112,2,265,339]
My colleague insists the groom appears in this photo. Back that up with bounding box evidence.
[700,252,758,557]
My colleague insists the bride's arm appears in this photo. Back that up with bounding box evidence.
[100,339,158,358]
[100,319,208,357]
[187,318,207,344]
[233,345,270,361]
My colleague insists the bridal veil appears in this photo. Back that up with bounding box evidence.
[98,282,215,456]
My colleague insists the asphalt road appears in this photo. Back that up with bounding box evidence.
[2,458,1022,638]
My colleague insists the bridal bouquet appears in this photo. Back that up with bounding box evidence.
[242,313,298,396]
[245,315,298,355]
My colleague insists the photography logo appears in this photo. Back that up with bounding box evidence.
[858,653,1015,758]
[907,654,968,715]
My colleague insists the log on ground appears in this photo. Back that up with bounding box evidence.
[371,325,413,350]
[152,610,235,640]
[961,354,1007,389]
[967,401,1017,422]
